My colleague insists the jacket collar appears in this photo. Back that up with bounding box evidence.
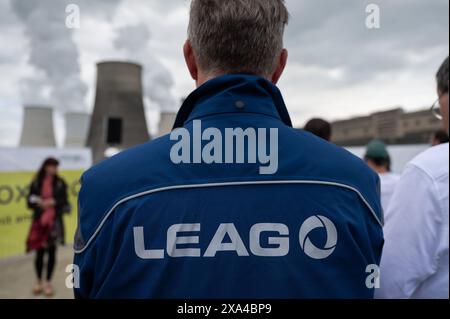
[173,74,293,129]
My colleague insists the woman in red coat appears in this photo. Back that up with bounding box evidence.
[26,158,70,297]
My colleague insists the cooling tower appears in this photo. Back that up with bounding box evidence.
[157,111,177,137]
[64,112,90,148]
[19,106,57,147]
[87,61,150,163]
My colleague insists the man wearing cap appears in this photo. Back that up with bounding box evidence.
[364,139,400,223]
[376,57,449,299]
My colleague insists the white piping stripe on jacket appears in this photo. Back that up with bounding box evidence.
[74,180,383,254]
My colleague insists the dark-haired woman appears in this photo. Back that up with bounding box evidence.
[26,158,69,297]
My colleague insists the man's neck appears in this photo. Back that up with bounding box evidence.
[196,72,270,87]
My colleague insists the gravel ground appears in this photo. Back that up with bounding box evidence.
[0,245,75,299]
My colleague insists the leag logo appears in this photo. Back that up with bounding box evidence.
[134,215,338,260]
[299,215,338,260]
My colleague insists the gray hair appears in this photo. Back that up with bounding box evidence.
[188,0,289,78]
[437,56,449,94]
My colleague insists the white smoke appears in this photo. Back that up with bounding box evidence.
[11,0,88,112]
[11,0,177,113]
[114,23,177,112]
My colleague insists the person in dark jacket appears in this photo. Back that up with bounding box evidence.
[74,0,383,299]
[26,157,69,297]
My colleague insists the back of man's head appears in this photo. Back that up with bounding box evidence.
[304,118,332,141]
[436,57,449,134]
[188,0,289,78]
[365,139,391,173]
[432,129,449,146]
[437,56,449,95]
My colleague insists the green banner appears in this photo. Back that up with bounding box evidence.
[0,170,82,259]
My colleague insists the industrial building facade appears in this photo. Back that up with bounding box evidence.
[331,108,443,146]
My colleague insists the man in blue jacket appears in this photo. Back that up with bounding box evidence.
[74,0,383,299]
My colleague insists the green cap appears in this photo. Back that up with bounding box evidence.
[365,139,389,159]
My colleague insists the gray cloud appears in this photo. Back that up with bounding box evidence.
[114,23,177,111]
[73,0,123,19]
[285,0,449,84]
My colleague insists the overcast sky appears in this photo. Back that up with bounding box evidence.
[0,0,448,146]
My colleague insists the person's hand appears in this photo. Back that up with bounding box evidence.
[46,198,56,207]
[38,201,48,210]
[39,199,55,210]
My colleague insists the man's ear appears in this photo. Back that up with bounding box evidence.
[184,40,198,81]
[271,49,288,85]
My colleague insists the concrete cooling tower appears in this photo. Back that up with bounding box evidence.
[19,106,57,147]
[64,112,90,148]
[87,61,150,163]
[157,111,177,137]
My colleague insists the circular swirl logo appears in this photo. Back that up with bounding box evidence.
[299,215,338,260]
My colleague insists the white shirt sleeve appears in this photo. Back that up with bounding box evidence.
[375,163,443,299]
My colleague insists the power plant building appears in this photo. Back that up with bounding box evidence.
[19,106,57,147]
[87,61,150,163]
[157,111,177,138]
[64,112,90,148]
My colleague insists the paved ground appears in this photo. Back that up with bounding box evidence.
[0,246,75,299]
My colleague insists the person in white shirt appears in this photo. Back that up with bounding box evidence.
[364,139,400,222]
[376,56,449,299]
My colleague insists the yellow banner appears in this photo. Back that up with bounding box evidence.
[0,170,82,259]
